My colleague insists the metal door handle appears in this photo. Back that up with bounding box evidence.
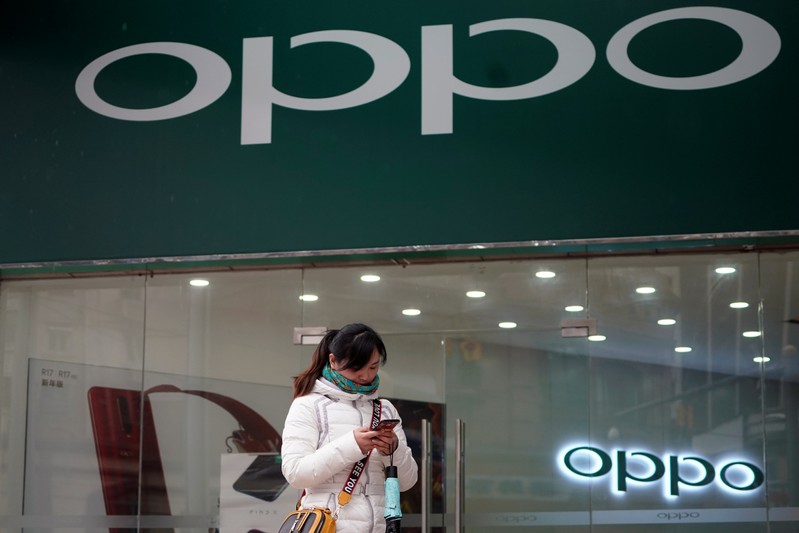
[421,419,432,533]
[455,419,465,533]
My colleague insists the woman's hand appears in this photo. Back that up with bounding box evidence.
[353,427,398,455]
[354,427,378,455]
[371,426,399,456]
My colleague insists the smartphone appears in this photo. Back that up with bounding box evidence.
[376,419,400,431]
[232,453,289,502]
[87,386,171,532]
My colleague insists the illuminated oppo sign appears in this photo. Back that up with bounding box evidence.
[75,7,781,144]
[559,445,764,497]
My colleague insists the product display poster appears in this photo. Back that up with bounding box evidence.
[219,453,300,533]
[24,358,293,532]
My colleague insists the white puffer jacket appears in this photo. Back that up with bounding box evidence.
[281,379,418,533]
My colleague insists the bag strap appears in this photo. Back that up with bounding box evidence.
[336,399,382,508]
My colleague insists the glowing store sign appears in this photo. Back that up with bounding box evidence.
[559,445,764,497]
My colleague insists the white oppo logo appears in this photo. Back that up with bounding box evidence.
[75,7,781,145]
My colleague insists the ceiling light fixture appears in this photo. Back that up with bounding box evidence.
[466,290,486,298]
[588,334,606,342]
[360,274,381,282]
[498,321,517,329]
[675,346,692,353]
[753,356,771,363]
[636,286,656,294]
[742,331,762,338]
[299,294,318,302]
[565,305,584,312]
[535,271,556,279]
[402,308,421,316]
[657,319,676,326]
[730,302,749,309]
[715,267,736,274]
[189,279,209,287]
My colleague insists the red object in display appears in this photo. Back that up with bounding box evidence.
[87,386,170,532]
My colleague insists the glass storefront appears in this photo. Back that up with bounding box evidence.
[1,249,797,531]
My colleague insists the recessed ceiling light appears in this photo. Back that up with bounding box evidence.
[360,274,381,282]
[466,290,486,298]
[535,271,556,279]
[658,318,676,326]
[565,305,584,312]
[588,335,606,342]
[402,308,421,316]
[742,331,761,338]
[498,321,517,329]
[753,356,771,363]
[636,286,656,294]
[730,302,749,309]
[715,267,736,274]
[189,279,209,287]
[299,294,318,302]
[675,346,692,353]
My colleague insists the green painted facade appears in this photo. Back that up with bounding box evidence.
[2,1,798,265]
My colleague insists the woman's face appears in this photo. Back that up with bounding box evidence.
[330,348,381,386]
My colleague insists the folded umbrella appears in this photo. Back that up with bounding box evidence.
[384,465,402,533]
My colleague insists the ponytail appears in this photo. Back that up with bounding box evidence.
[293,329,338,398]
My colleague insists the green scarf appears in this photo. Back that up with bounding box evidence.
[323,364,380,395]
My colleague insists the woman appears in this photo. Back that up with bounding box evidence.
[281,323,418,533]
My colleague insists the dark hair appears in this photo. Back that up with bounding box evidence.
[293,323,387,398]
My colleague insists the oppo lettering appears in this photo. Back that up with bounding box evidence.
[562,446,765,496]
[657,512,701,520]
[75,7,781,144]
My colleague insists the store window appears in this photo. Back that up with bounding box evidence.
[1,250,797,531]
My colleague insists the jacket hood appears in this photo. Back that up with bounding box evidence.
[311,377,380,402]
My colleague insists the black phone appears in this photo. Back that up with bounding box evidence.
[376,419,400,431]
[232,453,289,502]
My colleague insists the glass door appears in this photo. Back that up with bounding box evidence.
[440,256,592,532]
[443,327,593,532]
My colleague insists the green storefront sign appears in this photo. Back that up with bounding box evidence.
[2,1,798,264]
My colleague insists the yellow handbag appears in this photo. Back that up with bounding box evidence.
[277,506,336,533]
